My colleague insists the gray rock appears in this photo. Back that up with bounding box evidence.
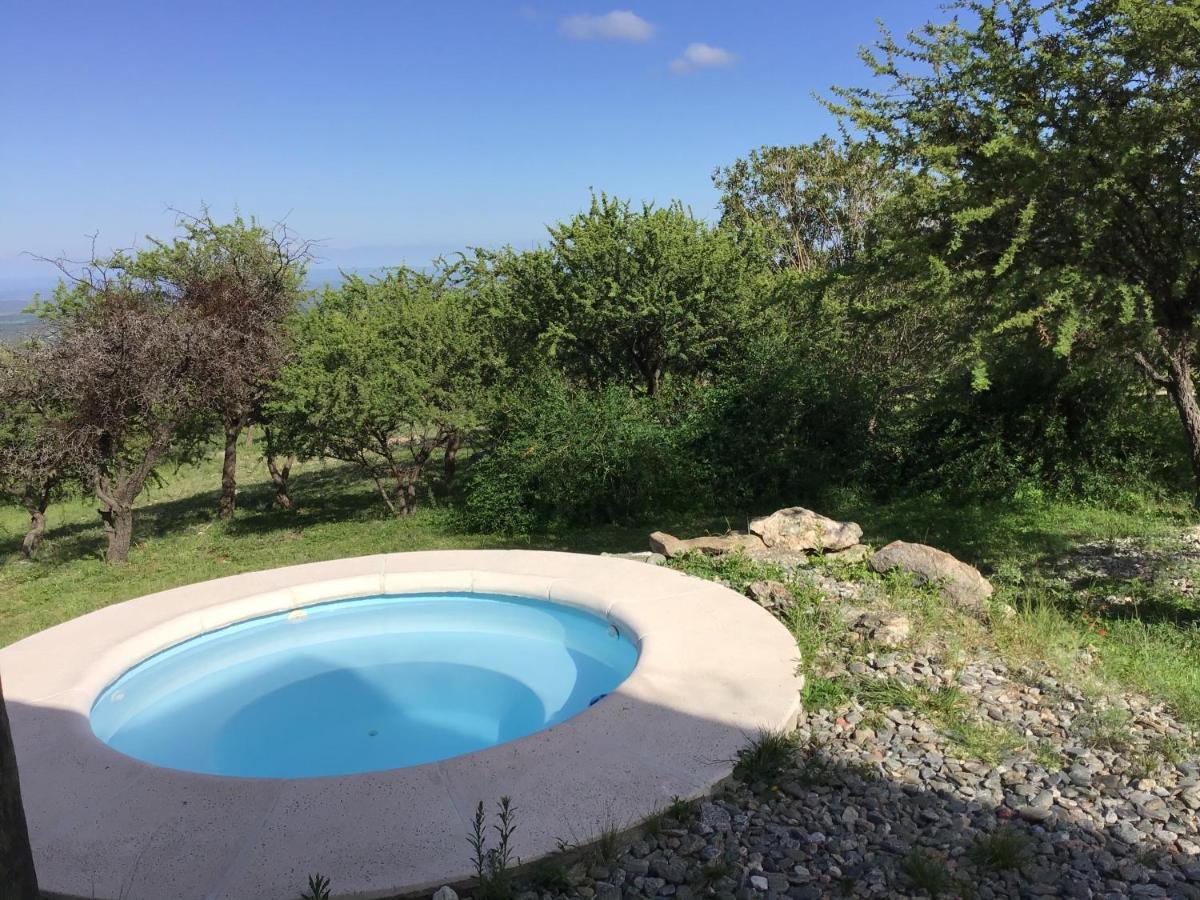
[651,858,688,884]
[747,580,793,610]
[853,611,912,645]
[699,803,732,830]
[821,543,871,564]
[868,541,994,613]
[748,507,863,553]
[432,887,458,900]
[649,531,764,559]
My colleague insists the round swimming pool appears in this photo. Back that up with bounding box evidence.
[89,592,638,778]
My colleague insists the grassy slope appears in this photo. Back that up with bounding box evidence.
[0,451,700,645]
[2,451,1198,724]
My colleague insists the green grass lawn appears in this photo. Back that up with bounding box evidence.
[3,450,1198,726]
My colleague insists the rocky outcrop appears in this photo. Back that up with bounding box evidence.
[748,507,863,553]
[648,531,763,559]
[868,540,993,613]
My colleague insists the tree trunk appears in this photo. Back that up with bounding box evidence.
[99,502,135,565]
[18,488,50,561]
[443,431,461,482]
[266,451,294,511]
[0,675,40,899]
[219,418,242,520]
[1162,340,1200,507]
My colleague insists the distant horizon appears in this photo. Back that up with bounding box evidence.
[0,265,406,315]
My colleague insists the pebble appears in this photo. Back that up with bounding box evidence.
[470,553,1200,900]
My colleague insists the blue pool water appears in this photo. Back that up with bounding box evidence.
[90,593,638,778]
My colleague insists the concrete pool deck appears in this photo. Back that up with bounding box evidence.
[0,550,803,900]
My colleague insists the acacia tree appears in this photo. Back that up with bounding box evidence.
[714,137,897,273]
[132,212,310,519]
[831,0,1200,498]
[268,268,490,516]
[477,194,768,395]
[714,137,966,446]
[0,351,80,559]
[32,276,215,564]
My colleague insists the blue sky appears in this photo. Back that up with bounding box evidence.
[1,1,947,282]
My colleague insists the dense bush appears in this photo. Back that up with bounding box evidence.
[460,372,707,534]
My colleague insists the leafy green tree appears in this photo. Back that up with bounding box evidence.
[476,194,768,395]
[268,268,490,516]
[461,370,703,533]
[831,0,1200,498]
[714,137,896,273]
[0,352,77,559]
[130,211,310,519]
[715,137,967,474]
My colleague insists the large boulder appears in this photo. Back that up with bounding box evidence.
[868,541,994,613]
[748,507,863,553]
[648,531,764,559]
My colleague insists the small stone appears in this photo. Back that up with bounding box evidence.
[595,882,621,900]
[749,875,769,891]
[432,887,458,900]
[651,858,688,884]
[624,858,651,877]
[1018,804,1053,823]
[747,580,793,609]
[699,802,732,830]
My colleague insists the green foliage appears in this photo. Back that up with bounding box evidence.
[460,373,704,533]
[968,828,1031,873]
[473,193,768,395]
[270,267,490,516]
[666,796,696,821]
[526,857,571,893]
[468,797,518,900]
[831,0,1200,494]
[667,550,785,594]
[901,849,955,897]
[802,676,850,711]
[714,136,896,273]
[733,728,797,784]
[299,874,331,900]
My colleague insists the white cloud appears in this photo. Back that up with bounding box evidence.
[559,10,655,42]
[669,42,738,74]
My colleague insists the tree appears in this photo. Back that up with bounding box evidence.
[261,423,296,511]
[476,194,768,395]
[714,137,966,460]
[31,276,216,564]
[0,351,79,559]
[831,0,1200,498]
[131,212,310,519]
[0,675,39,899]
[268,268,490,516]
[714,137,897,273]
